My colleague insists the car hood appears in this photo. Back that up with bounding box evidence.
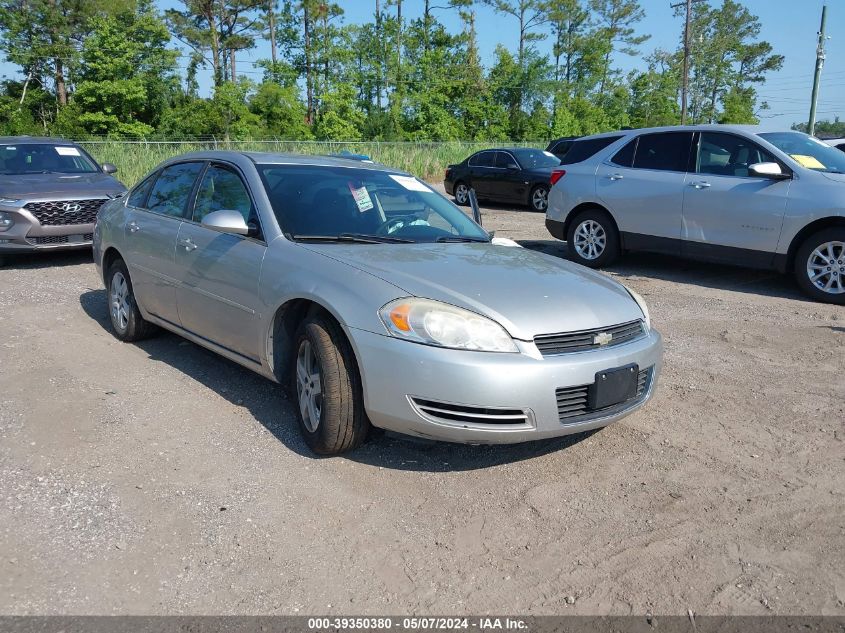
[0,172,125,198]
[820,171,845,184]
[302,242,644,340]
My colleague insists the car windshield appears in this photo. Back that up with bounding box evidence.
[0,143,99,175]
[258,165,490,243]
[512,149,561,169]
[758,132,845,174]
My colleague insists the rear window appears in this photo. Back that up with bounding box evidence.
[632,132,693,172]
[560,136,622,165]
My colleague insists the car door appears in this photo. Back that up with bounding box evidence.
[123,162,204,326]
[467,151,497,198]
[595,132,694,254]
[174,162,267,362]
[681,131,791,265]
[492,151,526,202]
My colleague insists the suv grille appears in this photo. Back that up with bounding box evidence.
[534,320,645,356]
[29,233,93,245]
[24,199,107,226]
[556,367,651,424]
[410,398,530,427]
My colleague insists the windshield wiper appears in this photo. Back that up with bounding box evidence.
[292,233,414,244]
[434,235,490,243]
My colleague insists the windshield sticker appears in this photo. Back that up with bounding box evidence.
[55,146,81,157]
[790,154,825,169]
[347,182,374,212]
[389,174,431,192]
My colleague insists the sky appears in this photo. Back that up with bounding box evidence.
[2,0,842,133]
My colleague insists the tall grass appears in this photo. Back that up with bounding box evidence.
[78,140,538,187]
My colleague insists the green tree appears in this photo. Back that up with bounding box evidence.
[590,0,648,94]
[250,80,312,138]
[313,84,365,140]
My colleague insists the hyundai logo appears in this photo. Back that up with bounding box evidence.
[593,332,613,346]
[62,202,82,213]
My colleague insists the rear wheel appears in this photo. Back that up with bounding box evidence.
[290,312,370,455]
[566,208,620,268]
[794,228,845,304]
[106,259,158,341]
[530,185,549,212]
[454,181,471,206]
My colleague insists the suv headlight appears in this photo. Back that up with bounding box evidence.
[626,288,651,331]
[0,211,13,232]
[379,298,518,353]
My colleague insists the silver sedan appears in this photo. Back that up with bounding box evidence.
[94,152,662,455]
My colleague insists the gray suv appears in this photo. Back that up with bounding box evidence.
[0,137,125,265]
[546,125,845,304]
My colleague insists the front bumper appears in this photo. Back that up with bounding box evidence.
[0,205,95,253]
[349,327,663,444]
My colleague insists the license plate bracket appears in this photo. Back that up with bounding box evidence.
[588,363,638,410]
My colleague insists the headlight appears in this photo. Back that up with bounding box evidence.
[626,288,651,331]
[379,298,518,353]
[0,198,23,207]
[0,211,13,232]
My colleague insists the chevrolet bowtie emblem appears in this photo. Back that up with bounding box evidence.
[593,332,613,346]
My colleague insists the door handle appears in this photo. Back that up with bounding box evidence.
[609,173,624,181]
[128,221,140,233]
[690,181,712,189]
[178,238,197,252]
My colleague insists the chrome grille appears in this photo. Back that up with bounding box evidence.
[556,367,651,424]
[535,320,645,356]
[29,233,93,245]
[410,397,530,427]
[24,199,107,226]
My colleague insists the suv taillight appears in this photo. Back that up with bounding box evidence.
[550,169,566,186]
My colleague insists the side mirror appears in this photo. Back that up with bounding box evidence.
[201,209,249,236]
[749,162,789,180]
[102,163,118,174]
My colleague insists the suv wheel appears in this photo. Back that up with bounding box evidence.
[454,182,471,206]
[566,209,620,268]
[106,259,158,341]
[291,313,370,454]
[794,228,845,304]
[530,185,549,212]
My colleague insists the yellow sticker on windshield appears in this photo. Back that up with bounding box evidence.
[790,154,825,169]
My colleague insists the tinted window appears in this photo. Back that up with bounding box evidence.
[258,166,489,243]
[697,132,776,177]
[551,140,574,156]
[837,143,845,152]
[146,162,203,218]
[611,139,637,167]
[0,143,98,175]
[632,132,692,172]
[127,173,157,208]
[469,151,495,167]
[560,136,622,165]
[511,149,560,169]
[495,152,519,168]
[193,164,255,225]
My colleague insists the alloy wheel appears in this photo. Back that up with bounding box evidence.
[573,219,607,260]
[296,339,323,432]
[455,183,469,205]
[110,271,130,332]
[532,188,548,211]
[806,240,845,295]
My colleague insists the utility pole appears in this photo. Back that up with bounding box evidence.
[671,0,706,125]
[808,5,828,136]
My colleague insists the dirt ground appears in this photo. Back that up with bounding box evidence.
[0,191,843,616]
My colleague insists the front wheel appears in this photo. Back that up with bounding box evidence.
[566,209,620,268]
[291,313,370,455]
[530,185,549,212]
[794,228,845,304]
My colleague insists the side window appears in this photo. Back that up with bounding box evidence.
[611,139,637,167]
[146,162,204,218]
[552,140,573,156]
[127,172,157,208]
[698,133,777,177]
[469,151,495,167]
[560,136,622,165]
[193,164,255,226]
[632,132,693,172]
[495,152,518,168]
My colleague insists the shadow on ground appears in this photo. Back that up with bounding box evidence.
[80,289,592,472]
[519,239,810,303]
[2,250,93,270]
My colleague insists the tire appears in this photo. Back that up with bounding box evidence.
[290,312,370,455]
[793,227,845,304]
[454,181,471,206]
[106,259,158,341]
[530,185,549,212]
[566,208,620,268]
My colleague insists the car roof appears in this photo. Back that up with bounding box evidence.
[574,124,773,142]
[161,150,408,174]
[0,135,78,145]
